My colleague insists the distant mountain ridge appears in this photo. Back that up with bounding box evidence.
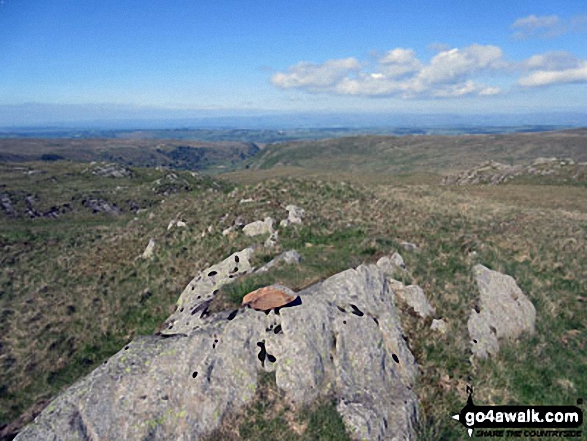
[247,129,587,175]
[0,138,260,171]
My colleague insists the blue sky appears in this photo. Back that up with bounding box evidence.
[0,0,586,124]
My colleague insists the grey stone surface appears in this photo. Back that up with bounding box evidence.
[162,247,257,335]
[376,252,407,276]
[396,285,435,318]
[82,198,122,215]
[141,238,156,259]
[468,264,536,359]
[16,262,419,441]
[280,204,305,227]
[264,230,279,248]
[243,217,274,237]
[401,242,418,251]
[430,319,447,334]
[255,250,301,274]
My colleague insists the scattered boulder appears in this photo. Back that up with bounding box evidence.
[243,217,274,237]
[395,285,435,318]
[377,252,407,276]
[1,193,16,216]
[141,238,156,259]
[255,250,301,274]
[264,230,279,248]
[16,261,419,441]
[167,219,187,230]
[401,242,418,251]
[468,264,536,359]
[280,204,305,227]
[430,319,447,334]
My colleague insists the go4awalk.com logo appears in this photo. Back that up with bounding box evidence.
[452,388,583,438]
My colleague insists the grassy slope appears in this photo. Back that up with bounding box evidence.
[246,129,587,175]
[1,133,586,439]
[0,138,258,171]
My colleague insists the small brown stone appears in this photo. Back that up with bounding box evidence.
[242,286,295,311]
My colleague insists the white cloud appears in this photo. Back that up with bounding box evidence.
[271,45,505,99]
[417,45,504,85]
[511,14,587,39]
[511,14,564,39]
[270,58,360,90]
[521,51,579,70]
[518,61,587,87]
[378,48,422,78]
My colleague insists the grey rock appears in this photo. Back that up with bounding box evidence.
[468,264,536,359]
[167,219,187,230]
[401,242,418,251]
[396,285,435,318]
[1,194,16,216]
[162,247,256,335]
[264,230,279,248]
[281,204,305,226]
[17,263,419,441]
[430,319,447,334]
[243,217,274,237]
[376,252,407,276]
[82,198,121,215]
[142,238,156,259]
[255,250,301,274]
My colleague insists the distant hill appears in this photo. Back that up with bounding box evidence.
[0,138,260,171]
[246,129,587,175]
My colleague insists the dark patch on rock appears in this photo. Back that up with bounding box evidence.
[227,309,238,321]
[350,304,364,316]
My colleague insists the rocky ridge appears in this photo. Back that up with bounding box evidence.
[442,157,586,185]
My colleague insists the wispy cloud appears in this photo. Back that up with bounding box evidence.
[517,51,587,87]
[511,15,564,39]
[510,14,587,39]
[518,62,587,87]
[271,45,505,99]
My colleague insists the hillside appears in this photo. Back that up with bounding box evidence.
[1,154,586,439]
[246,129,587,176]
[0,138,260,172]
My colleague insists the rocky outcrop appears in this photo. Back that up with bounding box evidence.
[255,250,301,274]
[442,158,585,185]
[242,217,275,237]
[16,254,419,441]
[468,264,536,359]
[86,162,133,178]
[82,198,122,215]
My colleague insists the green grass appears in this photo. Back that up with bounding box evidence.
[2,159,586,440]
